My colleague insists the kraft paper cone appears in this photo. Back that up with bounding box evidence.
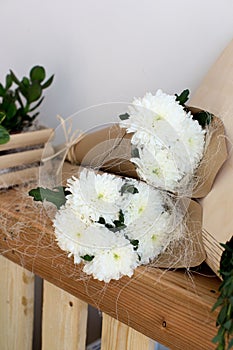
[67,112,227,199]
[188,108,227,198]
[61,163,205,269]
[190,39,233,276]
[152,199,205,268]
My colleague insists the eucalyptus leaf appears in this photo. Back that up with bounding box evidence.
[193,110,213,127]
[130,239,139,249]
[175,89,190,106]
[121,183,138,195]
[81,255,94,262]
[131,147,140,158]
[29,186,69,209]
[119,112,129,120]
[98,217,106,225]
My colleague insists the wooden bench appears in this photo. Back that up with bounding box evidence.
[0,184,219,349]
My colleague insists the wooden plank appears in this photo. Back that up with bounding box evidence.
[0,255,34,350]
[190,38,233,276]
[101,313,154,350]
[0,128,53,151]
[0,148,44,170]
[0,166,38,189]
[42,281,88,350]
[0,185,220,350]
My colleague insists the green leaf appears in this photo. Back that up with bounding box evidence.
[119,209,124,223]
[6,103,17,119]
[5,74,13,90]
[193,111,213,127]
[10,70,20,85]
[0,112,6,124]
[175,89,190,106]
[21,77,30,88]
[41,74,54,89]
[81,254,94,262]
[119,112,129,120]
[229,296,233,306]
[30,111,40,121]
[224,319,232,331]
[112,220,125,229]
[212,327,225,344]
[121,183,139,195]
[227,337,233,349]
[217,304,228,325]
[0,83,5,96]
[29,97,44,112]
[28,186,69,209]
[0,125,10,144]
[212,297,224,312]
[98,217,106,225]
[130,239,139,247]
[30,66,46,82]
[27,83,42,103]
[131,147,140,158]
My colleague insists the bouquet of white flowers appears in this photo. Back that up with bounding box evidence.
[30,89,226,282]
[53,169,180,282]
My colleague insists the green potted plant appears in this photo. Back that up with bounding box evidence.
[0,65,54,144]
[0,65,54,188]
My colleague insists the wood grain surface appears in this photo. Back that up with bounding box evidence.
[0,256,34,350]
[101,313,155,350]
[0,184,220,350]
[42,281,88,350]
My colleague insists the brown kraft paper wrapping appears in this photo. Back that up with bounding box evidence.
[152,198,205,268]
[67,111,227,199]
[190,39,233,276]
[61,164,205,269]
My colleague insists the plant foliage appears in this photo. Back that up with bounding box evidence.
[212,237,233,350]
[175,89,213,127]
[0,65,54,144]
[29,186,69,209]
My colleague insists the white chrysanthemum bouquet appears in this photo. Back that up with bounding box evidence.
[53,169,180,282]
[119,89,206,195]
[30,89,227,282]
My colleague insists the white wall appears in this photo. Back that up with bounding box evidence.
[1,0,233,128]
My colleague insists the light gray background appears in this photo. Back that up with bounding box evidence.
[1,1,233,128]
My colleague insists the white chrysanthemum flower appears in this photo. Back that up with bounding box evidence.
[83,243,139,283]
[136,211,175,264]
[53,207,121,263]
[131,146,184,191]
[178,117,206,168]
[119,90,206,193]
[120,90,188,145]
[122,180,164,228]
[66,169,123,224]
